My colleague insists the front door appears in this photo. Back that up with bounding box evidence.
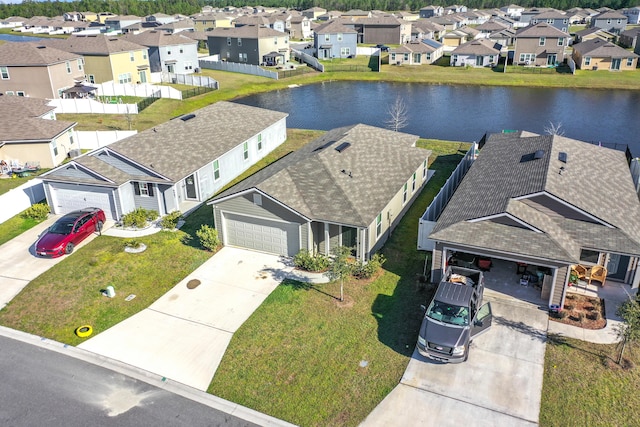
[611,58,621,70]
[476,56,484,66]
[608,254,630,281]
[547,54,557,66]
[185,174,197,200]
[138,70,147,83]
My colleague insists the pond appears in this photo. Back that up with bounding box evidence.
[235,81,640,156]
[0,33,45,42]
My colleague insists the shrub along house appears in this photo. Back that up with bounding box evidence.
[209,124,432,259]
[40,102,287,221]
[425,131,640,309]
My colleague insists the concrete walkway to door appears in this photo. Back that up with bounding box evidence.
[78,247,295,391]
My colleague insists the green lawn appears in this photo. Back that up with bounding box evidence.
[540,336,640,427]
[207,140,469,426]
[0,212,45,246]
[0,231,213,346]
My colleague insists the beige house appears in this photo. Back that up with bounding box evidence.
[0,42,84,99]
[514,22,569,66]
[572,38,639,71]
[192,13,234,31]
[39,35,150,84]
[0,96,77,169]
[390,39,444,65]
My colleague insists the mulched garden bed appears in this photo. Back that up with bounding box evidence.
[549,293,606,329]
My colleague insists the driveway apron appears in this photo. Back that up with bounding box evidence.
[361,291,547,427]
[0,216,106,309]
[78,247,294,391]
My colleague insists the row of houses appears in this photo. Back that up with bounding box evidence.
[24,96,640,314]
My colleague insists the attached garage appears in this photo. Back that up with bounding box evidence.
[48,183,118,220]
[223,213,300,257]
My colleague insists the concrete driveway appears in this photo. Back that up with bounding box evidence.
[0,215,107,309]
[361,290,548,427]
[78,247,294,391]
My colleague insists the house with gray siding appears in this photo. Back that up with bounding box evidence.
[530,9,569,33]
[40,102,288,221]
[314,20,357,59]
[123,31,198,74]
[207,25,290,65]
[590,10,628,34]
[209,124,432,259]
[426,131,640,310]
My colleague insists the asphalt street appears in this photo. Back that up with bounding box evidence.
[0,334,260,427]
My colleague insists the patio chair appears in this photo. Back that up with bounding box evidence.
[588,265,607,286]
[573,264,588,281]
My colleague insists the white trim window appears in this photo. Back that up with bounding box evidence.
[337,33,343,41]
[118,73,132,84]
[239,53,247,62]
[130,51,135,62]
[227,37,231,46]
[422,160,427,179]
[243,142,249,160]
[340,47,350,57]
[403,183,408,204]
[257,134,263,151]
[376,213,382,237]
[324,34,330,42]
[77,58,83,71]
[584,56,591,66]
[412,172,417,192]
[539,37,546,46]
[237,38,242,46]
[213,159,220,181]
[66,61,71,73]
[627,58,634,67]
[557,37,564,46]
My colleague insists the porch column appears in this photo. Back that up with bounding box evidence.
[324,223,330,255]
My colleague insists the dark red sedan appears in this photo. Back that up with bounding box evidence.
[36,208,106,257]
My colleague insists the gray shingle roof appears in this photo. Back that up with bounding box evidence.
[208,25,285,39]
[452,38,501,55]
[122,31,197,48]
[214,124,430,227]
[0,42,81,66]
[516,22,570,38]
[106,101,287,182]
[314,20,358,34]
[573,38,639,58]
[430,132,640,262]
[38,34,147,55]
[0,96,75,142]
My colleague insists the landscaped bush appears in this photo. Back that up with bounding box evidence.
[121,208,158,228]
[351,253,386,279]
[160,211,182,230]
[293,249,330,272]
[22,203,50,221]
[196,224,219,251]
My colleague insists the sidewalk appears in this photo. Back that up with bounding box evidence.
[547,280,634,344]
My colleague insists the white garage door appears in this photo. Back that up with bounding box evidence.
[224,213,299,257]
[50,184,117,220]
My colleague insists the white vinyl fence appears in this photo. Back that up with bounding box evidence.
[75,130,137,150]
[96,82,182,100]
[48,98,138,114]
[199,58,278,79]
[0,179,44,225]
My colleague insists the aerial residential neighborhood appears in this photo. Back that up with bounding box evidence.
[0,1,640,426]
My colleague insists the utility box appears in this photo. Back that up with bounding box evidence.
[105,285,115,298]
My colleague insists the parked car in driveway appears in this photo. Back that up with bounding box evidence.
[416,266,493,363]
[376,44,390,52]
[35,208,105,257]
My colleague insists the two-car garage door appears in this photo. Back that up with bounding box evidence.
[224,213,300,257]
[49,184,118,220]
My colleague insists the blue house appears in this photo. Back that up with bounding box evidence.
[314,20,357,59]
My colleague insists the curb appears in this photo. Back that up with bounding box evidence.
[0,325,297,427]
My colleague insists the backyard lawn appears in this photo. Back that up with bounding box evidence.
[207,140,470,426]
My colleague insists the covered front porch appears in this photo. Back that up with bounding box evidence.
[310,221,367,261]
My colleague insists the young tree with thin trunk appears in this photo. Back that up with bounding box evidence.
[385,95,409,132]
[614,298,640,365]
[324,246,352,302]
[544,121,565,136]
